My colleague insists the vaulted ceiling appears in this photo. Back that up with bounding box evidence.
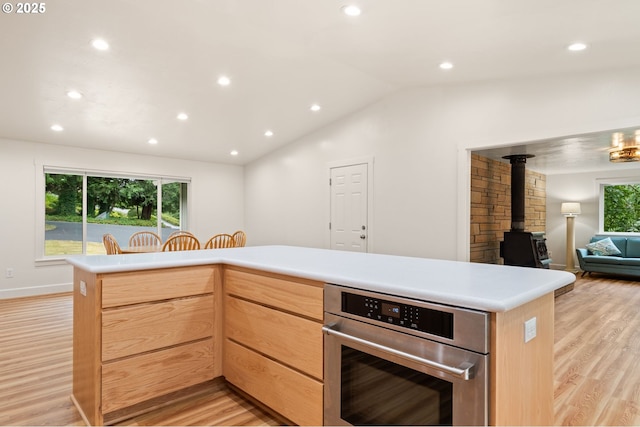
[1,0,639,167]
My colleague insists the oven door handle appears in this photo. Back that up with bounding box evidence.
[322,324,475,380]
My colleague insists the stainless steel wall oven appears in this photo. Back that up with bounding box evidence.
[323,284,489,426]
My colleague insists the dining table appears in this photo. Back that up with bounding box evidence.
[120,245,163,254]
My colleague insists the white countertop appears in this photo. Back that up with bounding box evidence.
[66,245,575,312]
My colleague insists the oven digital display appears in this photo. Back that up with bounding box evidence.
[341,292,454,339]
[381,302,400,318]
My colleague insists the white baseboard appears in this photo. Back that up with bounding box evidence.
[0,282,72,299]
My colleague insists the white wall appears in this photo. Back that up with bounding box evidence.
[244,86,456,258]
[0,138,244,299]
[546,169,640,270]
[245,67,640,260]
[5,67,640,298]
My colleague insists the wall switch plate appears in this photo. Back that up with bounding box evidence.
[524,317,537,343]
[80,280,87,296]
[5,268,13,278]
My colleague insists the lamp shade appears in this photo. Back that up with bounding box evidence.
[561,202,581,215]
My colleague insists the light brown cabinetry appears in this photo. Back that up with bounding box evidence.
[223,267,324,426]
[491,293,554,426]
[72,265,221,425]
[71,258,556,426]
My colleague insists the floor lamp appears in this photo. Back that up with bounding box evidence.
[561,202,581,273]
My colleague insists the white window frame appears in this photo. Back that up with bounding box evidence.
[597,176,640,235]
[36,164,191,264]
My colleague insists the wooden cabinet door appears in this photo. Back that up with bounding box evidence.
[225,295,323,379]
[224,340,323,426]
[102,295,214,361]
[102,339,215,413]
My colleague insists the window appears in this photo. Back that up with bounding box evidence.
[41,167,190,258]
[600,181,640,233]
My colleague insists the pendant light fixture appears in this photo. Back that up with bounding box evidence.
[609,130,640,162]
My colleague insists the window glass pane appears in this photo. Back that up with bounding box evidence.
[603,184,640,233]
[161,181,183,240]
[43,169,189,258]
[45,173,83,256]
[87,177,158,252]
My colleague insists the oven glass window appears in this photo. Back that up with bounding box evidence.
[341,346,453,426]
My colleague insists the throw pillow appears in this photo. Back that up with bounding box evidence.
[586,237,622,256]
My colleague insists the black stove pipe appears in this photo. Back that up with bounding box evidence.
[502,154,534,232]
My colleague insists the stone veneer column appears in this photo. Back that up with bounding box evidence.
[470,154,547,264]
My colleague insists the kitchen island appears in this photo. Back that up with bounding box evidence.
[68,245,574,426]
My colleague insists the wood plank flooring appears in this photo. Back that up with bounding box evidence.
[554,274,640,425]
[0,293,281,426]
[2,275,640,425]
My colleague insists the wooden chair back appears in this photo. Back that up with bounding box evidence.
[102,233,122,255]
[162,234,201,251]
[167,230,195,239]
[232,230,247,247]
[128,231,162,247]
[205,233,235,249]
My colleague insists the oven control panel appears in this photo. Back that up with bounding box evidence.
[342,292,453,339]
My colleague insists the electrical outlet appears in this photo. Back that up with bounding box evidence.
[80,280,87,296]
[5,268,14,278]
[524,317,537,343]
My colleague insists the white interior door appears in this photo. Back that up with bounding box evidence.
[330,163,368,252]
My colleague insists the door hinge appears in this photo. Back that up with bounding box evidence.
[329,178,332,186]
[329,222,331,230]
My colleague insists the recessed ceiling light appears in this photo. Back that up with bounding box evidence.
[148,138,158,145]
[264,130,274,137]
[91,38,109,51]
[177,113,188,120]
[567,42,588,52]
[230,150,239,156]
[341,5,361,16]
[439,61,454,70]
[51,124,64,132]
[310,104,321,112]
[67,90,82,99]
[217,76,231,86]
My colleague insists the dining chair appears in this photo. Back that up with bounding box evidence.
[128,231,162,247]
[204,233,235,249]
[231,230,247,247]
[167,230,195,239]
[162,234,201,251]
[102,233,122,255]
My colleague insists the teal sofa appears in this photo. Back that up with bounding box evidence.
[576,235,640,278]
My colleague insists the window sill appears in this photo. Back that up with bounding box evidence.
[35,257,73,267]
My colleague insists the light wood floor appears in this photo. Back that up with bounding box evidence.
[2,275,640,426]
[554,274,640,425]
[0,293,281,426]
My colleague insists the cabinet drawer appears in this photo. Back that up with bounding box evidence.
[225,296,322,379]
[101,266,214,308]
[224,268,323,321]
[102,339,214,414]
[224,339,323,426]
[102,295,214,361]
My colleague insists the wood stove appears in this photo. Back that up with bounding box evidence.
[499,154,551,269]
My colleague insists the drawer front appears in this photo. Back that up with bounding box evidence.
[102,295,214,361]
[224,268,323,320]
[101,339,214,414]
[225,295,322,379]
[224,339,323,426]
[101,266,214,308]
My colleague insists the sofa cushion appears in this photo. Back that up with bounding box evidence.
[626,238,640,258]
[621,258,640,267]
[583,255,629,265]
[586,237,623,256]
